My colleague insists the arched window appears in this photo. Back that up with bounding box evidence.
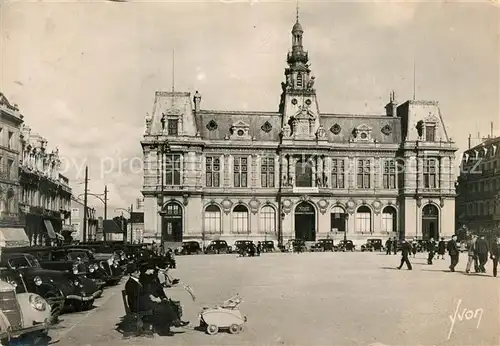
[204,205,221,234]
[382,206,397,233]
[330,206,346,233]
[232,205,249,234]
[260,206,276,234]
[356,206,371,233]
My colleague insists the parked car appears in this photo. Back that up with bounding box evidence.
[205,240,232,254]
[0,278,51,345]
[0,253,101,312]
[234,240,254,253]
[0,268,64,324]
[361,239,384,252]
[261,240,275,253]
[180,241,202,255]
[311,239,336,252]
[337,240,355,252]
[287,239,307,252]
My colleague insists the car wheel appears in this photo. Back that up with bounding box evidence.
[229,324,240,334]
[206,324,219,335]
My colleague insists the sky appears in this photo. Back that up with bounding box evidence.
[1,0,499,217]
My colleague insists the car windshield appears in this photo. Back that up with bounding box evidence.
[68,252,89,260]
[7,255,40,269]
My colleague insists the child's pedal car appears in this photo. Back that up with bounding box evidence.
[199,295,247,335]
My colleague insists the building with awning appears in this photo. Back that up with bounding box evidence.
[0,227,30,248]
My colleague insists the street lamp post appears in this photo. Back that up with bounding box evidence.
[77,185,108,242]
[344,213,349,243]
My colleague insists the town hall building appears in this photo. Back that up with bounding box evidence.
[141,15,458,247]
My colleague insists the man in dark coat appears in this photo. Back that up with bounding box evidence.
[438,238,446,259]
[385,238,392,255]
[447,235,459,272]
[427,238,436,265]
[392,238,398,255]
[475,236,489,273]
[490,236,500,277]
[465,234,478,273]
[397,239,412,270]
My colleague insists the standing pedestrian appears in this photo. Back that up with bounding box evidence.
[392,238,398,255]
[411,239,418,258]
[489,236,499,277]
[397,239,412,270]
[475,235,489,273]
[447,235,459,272]
[385,238,392,255]
[427,238,436,265]
[465,234,478,274]
[438,237,446,259]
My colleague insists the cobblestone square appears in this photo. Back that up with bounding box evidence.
[53,252,499,346]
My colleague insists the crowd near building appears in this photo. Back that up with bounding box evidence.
[141,15,458,247]
[457,131,500,234]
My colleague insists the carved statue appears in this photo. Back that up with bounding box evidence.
[416,120,424,137]
[281,82,287,93]
[286,74,292,87]
[282,124,291,138]
[322,173,328,187]
[145,114,152,134]
[316,125,326,139]
[282,175,288,187]
[160,114,166,131]
[307,76,315,89]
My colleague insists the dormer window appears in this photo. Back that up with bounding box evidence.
[425,125,435,142]
[229,120,251,140]
[167,119,178,136]
[352,124,373,142]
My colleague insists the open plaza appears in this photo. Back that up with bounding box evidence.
[51,251,499,346]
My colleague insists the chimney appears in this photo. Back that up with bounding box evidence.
[193,91,201,113]
[491,122,494,138]
[384,91,398,117]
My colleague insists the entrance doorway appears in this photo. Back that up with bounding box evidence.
[422,204,439,240]
[294,202,316,241]
[162,202,183,242]
[330,206,346,233]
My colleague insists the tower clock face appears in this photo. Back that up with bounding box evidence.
[305,99,312,106]
[291,98,298,105]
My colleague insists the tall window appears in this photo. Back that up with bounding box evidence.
[167,119,178,136]
[7,131,13,149]
[204,205,221,234]
[205,156,220,187]
[357,159,371,189]
[7,159,14,180]
[296,158,313,187]
[382,206,397,233]
[164,154,181,186]
[260,206,276,234]
[232,205,249,233]
[331,159,345,188]
[261,157,275,188]
[355,206,372,233]
[297,73,303,87]
[423,158,438,188]
[233,157,248,187]
[425,125,436,142]
[383,159,396,189]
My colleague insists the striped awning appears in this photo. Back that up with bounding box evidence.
[43,220,57,239]
[0,228,30,248]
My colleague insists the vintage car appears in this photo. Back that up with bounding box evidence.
[179,241,202,255]
[260,240,275,253]
[234,240,254,253]
[361,239,384,252]
[337,240,355,252]
[205,240,232,254]
[310,239,336,252]
[0,268,64,324]
[1,253,102,312]
[0,279,51,345]
[286,239,307,252]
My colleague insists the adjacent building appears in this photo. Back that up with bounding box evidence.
[130,197,145,243]
[69,197,98,242]
[0,93,28,246]
[18,124,72,245]
[141,16,458,247]
[457,135,500,234]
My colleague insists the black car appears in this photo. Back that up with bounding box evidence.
[205,240,231,254]
[1,253,101,312]
[287,239,307,252]
[361,239,384,252]
[311,239,336,252]
[338,240,355,252]
[180,241,202,255]
[234,240,259,257]
[261,240,275,253]
[52,248,109,288]
[0,267,65,323]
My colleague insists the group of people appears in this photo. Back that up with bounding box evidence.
[124,257,188,336]
[395,231,500,277]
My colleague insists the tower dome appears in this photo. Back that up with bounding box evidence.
[292,21,303,34]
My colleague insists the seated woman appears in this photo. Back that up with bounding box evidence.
[138,261,188,335]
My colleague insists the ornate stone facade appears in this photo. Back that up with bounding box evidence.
[0,93,24,230]
[141,17,457,247]
[18,124,72,246]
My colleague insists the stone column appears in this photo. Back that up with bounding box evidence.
[373,158,380,189]
[312,157,317,188]
[289,156,296,187]
[317,156,324,187]
[251,154,258,187]
[179,154,184,185]
[223,154,230,187]
[281,155,288,186]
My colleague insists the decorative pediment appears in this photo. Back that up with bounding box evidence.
[424,112,439,124]
[163,107,182,117]
[352,124,373,142]
[229,120,251,140]
[293,107,316,120]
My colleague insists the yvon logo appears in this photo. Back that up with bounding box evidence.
[447,299,483,340]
